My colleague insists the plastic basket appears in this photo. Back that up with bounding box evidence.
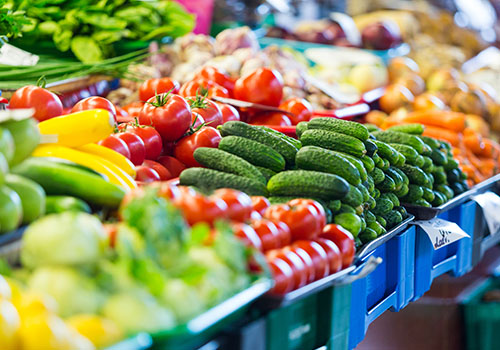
[348,226,416,349]
[462,277,500,350]
[413,201,475,301]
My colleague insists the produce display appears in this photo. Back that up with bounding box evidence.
[367,57,500,185]
[1,8,500,349]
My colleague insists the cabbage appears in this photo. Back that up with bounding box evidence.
[101,290,176,334]
[28,266,104,317]
[160,279,206,323]
[21,212,107,269]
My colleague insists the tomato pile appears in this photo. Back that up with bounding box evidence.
[134,183,355,295]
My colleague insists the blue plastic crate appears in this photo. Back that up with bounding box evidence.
[348,226,416,349]
[413,201,475,301]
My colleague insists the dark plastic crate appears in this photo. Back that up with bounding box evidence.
[413,201,475,301]
[348,226,416,349]
[462,277,500,350]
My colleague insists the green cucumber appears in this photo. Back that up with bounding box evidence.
[308,117,370,141]
[372,130,426,154]
[372,196,394,216]
[399,164,430,186]
[376,216,387,228]
[255,125,302,149]
[194,147,266,184]
[414,198,432,207]
[180,168,267,195]
[218,121,297,165]
[433,167,447,185]
[360,155,375,173]
[385,167,404,191]
[45,195,91,214]
[328,199,342,213]
[267,170,349,200]
[364,210,376,224]
[383,210,403,228]
[372,140,399,164]
[341,184,364,207]
[296,122,308,138]
[387,123,425,135]
[359,228,377,243]
[432,191,447,206]
[371,167,385,184]
[422,187,435,202]
[368,221,384,236]
[365,124,381,132]
[381,192,400,207]
[219,136,285,172]
[334,213,362,237]
[364,139,378,156]
[403,185,424,202]
[394,206,408,218]
[256,166,276,182]
[300,129,366,157]
[389,143,419,165]
[419,135,441,150]
[430,149,448,165]
[296,146,361,185]
[435,184,454,200]
[376,175,396,192]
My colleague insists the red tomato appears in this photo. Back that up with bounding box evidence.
[122,101,145,118]
[173,192,228,226]
[179,78,229,98]
[251,219,281,252]
[314,238,342,274]
[212,189,252,222]
[124,125,163,160]
[267,257,294,294]
[286,246,316,283]
[250,211,262,220]
[157,156,186,177]
[279,97,313,124]
[191,112,205,128]
[250,112,292,126]
[173,126,221,167]
[138,94,191,142]
[156,181,182,200]
[288,199,327,228]
[71,97,117,120]
[116,132,146,166]
[97,135,131,160]
[232,222,263,251]
[251,196,270,216]
[196,66,235,93]
[274,221,292,247]
[9,85,63,122]
[135,165,160,183]
[139,78,180,101]
[264,202,324,241]
[267,249,307,290]
[292,240,329,281]
[217,103,241,123]
[142,160,172,181]
[321,224,355,268]
[188,96,223,127]
[234,68,284,107]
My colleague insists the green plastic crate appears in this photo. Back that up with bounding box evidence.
[324,284,352,350]
[462,277,500,350]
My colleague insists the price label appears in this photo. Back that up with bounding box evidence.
[472,191,500,236]
[413,218,470,250]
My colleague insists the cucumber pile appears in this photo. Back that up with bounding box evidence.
[178,119,469,248]
[179,121,301,196]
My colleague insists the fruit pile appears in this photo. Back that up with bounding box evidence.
[368,57,500,185]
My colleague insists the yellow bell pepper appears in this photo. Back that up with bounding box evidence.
[38,109,114,148]
[32,144,135,191]
[77,143,136,178]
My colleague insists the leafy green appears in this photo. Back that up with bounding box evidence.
[7,0,195,62]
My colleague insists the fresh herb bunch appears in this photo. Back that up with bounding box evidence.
[7,0,194,62]
[0,0,29,38]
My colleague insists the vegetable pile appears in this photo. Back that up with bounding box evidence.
[7,0,194,62]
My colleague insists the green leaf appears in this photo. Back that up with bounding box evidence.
[53,28,72,51]
[70,36,103,63]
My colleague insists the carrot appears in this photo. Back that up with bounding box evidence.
[463,129,485,155]
[477,138,498,158]
[401,110,466,132]
[478,157,496,178]
[423,126,462,146]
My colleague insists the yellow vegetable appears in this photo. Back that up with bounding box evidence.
[0,299,20,350]
[68,314,123,348]
[19,313,94,350]
[38,109,115,148]
[15,291,58,318]
[33,144,134,190]
[77,143,136,177]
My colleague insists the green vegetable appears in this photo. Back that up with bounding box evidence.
[300,129,366,157]
[394,183,409,198]
[364,210,376,224]
[372,196,394,216]
[432,191,447,206]
[334,213,362,237]
[433,167,447,184]
[403,185,424,202]
[385,167,404,191]
[414,198,432,207]
[219,136,285,172]
[255,125,302,149]
[359,228,377,243]
[341,184,364,207]
[193,147,266,184]
[372,140,399,165]
[372,131,426,154]
[383,210,403,228]
[333,152,368,182]
[376,174,396,192]
[21,212,107,269]
[364,139,378,156]
[372,167,385,184]
[179,168,267,196]
[256,166,276,182]
[381,192,400,207]
[328,199,342,213]
[296,122,308,138]
[368,221,384,236]
[307,117,370,141]
[360,155,375,173]
[295,146,361,185]
[419,135,441,149]
[422,187,435,202]
[376,216,387,227]
[435,184,454,200]
[267,170,349,200]
[218,122,297,166]
[365,124,381,132]
[389,143,419,165]
[45,195,90,214]
[338,204,356,214]
[5,174,45,224]
[399,164,430,186]
[430,149,448,166]
[387,123,425,135]
[422,156,433,172]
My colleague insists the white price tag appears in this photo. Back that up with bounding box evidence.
[0,43,39,66]
[472,191,500,235]
[414,218,470,250]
